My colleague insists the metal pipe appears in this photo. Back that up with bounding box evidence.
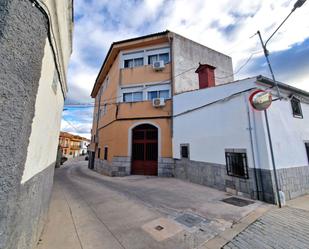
[257,31,281,99]
[245,94,261,200]
[264,109,281,208]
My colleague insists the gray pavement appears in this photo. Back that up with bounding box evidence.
[37,160,267,249]
[222,206,309,249]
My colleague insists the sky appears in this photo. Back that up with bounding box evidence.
[61,0,309,139]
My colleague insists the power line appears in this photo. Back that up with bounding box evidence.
[215,50,262,79]
[62,117,80,132]
[64,49,262,109]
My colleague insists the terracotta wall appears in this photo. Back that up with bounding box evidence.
[98,118,172,161]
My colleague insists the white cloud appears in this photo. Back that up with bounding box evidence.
[63,0,309,138]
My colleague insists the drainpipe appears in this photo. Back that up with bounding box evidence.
[244,94,261,200]
[169,35,174,139]
[95,87,103,159]
[264,109,282,208]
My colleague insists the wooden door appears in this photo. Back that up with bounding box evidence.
[131,124,158,175]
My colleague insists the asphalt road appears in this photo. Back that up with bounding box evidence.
[37,160,265,249]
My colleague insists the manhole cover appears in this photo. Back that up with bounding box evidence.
[175,213,203,228]
[222,197,254,207]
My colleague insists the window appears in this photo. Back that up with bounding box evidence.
[123,91,143,102]
[305,143,309,164]
[291,97,303,118]
[104,147,108,160]
[225,150,249,179]
[148,52,169,65]
[124,57,144,68]
[180,144,189,159]
[147,90,169,100]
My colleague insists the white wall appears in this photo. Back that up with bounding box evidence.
[21,40,64,183]
[173,79,259,168]
[173,78,309,171]
[266,95,309,169]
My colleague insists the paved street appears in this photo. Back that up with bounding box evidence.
[36,159,265,249]
[223,204,309,249]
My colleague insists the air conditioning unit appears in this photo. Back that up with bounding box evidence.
[152,60,165,71]
[152,98,165,107]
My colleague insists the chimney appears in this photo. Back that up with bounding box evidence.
[195,63,216,89]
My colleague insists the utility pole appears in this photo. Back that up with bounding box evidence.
[256,0,306,208]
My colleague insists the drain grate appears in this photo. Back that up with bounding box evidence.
[222,197,254,207]
[175,213,204,228]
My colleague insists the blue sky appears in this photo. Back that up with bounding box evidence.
[61,0,309,138]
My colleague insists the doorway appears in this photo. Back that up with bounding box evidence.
[131,124,158,175]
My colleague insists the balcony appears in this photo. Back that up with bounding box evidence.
[117,99,172,119]
[71,145,80,150]
[120,63,171,86]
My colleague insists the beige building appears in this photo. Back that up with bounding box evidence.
[0,1,73,249]
[89,31,233,176]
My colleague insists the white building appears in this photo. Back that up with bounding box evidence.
[173,74,309,204]
[80,139,90,156]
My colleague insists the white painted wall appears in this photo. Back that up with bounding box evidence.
[22,40,64,183]
[173,90,256,168]
[21,0,72,183]
[173,77,309,171]
[39,0,73,94]
[266,96,309,169]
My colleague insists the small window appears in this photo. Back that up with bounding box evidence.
[148,91,158,100]
[147,90,169,100]
[104,147,108,160]
[148,53,169,65]
[159,53,169,64]
[159,90,169,99]
[180,144,189,159]
[225,151,249,179]
[291,97,303,118]
[98,148,101,159]
[124,57,144,68]
[305,143,309,164]
[148,55,157,65]
[123,91,143,102]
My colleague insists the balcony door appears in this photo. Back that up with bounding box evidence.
[131,124,158,175]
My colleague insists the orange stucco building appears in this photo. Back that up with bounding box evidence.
[59,131,90,158]
[89,30,233,176]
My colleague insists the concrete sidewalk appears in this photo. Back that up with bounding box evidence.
[203,194,309,249]
[37,161,270,249]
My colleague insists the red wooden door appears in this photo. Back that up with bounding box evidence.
[131,124,158,175]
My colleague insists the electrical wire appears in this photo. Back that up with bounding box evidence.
[62,117,80,132]
[215,50,262,79]
[64,66,198,108]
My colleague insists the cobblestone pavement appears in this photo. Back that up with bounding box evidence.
[223,206,309,249]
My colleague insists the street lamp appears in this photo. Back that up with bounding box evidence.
[256,0,306,208]
[257,0,306,99]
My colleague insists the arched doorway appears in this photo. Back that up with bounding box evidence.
[131,124,158,175]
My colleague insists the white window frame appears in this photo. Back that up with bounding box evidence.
[120,45,170,69]
[119,82,171,103]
